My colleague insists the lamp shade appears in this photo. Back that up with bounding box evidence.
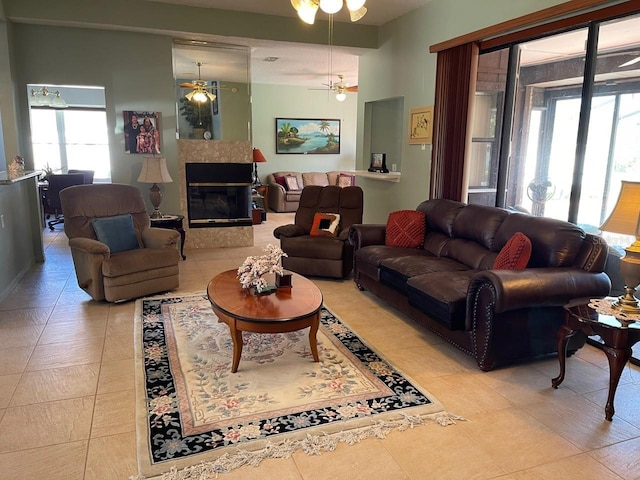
[600,181,640,237]
[138,156,173,184]
[252,148,267,163]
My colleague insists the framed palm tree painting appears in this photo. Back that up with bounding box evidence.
[275,118,340,154]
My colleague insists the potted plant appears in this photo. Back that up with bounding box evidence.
[179,97,212,139]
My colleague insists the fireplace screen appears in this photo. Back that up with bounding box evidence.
[185,163,252,228]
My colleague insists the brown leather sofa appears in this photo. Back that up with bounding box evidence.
[348,199,611,371]
[274,185,363,278]
[267,171,356,212]
[60,184,181,302]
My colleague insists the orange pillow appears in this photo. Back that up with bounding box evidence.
[310,213,341,237]
[493,232,532,270]
[385,210,426,248]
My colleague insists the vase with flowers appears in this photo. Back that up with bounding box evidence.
[237,244,287,294]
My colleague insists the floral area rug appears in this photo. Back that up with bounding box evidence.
[132,293,461,479]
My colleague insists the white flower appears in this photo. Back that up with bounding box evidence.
[237,244,287,291]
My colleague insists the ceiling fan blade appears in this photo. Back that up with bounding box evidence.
[619,56,640,68]
[345,85,358,92]
[179,82,197,88]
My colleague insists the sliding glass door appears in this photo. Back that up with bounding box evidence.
[468,13,640,244]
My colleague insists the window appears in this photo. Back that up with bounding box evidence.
[467,13,640,248]
[29,86,111,182]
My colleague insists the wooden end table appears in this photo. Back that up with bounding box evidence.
[150,214,186,260]
[552,297,640,421]
[206,269,323,373]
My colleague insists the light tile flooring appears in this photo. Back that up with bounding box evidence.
[1,213,639,480]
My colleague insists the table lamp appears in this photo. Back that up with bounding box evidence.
[137,156,173,219]
[252,148,267,186]
[599,180,640,314]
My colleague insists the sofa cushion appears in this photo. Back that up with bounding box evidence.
[92,214,140,253]
[310,213,341,237]
[385,210,426,248]
[302,172,330,187]
[493,232,532,270]
[406,271,479,330]
[380,255,468,293]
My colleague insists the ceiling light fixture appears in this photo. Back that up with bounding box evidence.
[290,0,367,25]
[180,62,216,103]
[335,90,347,102]
[30,86,68,109]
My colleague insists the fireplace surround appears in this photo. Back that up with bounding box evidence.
[178,139,253,248]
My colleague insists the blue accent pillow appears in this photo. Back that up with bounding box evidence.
[92,214,140,253]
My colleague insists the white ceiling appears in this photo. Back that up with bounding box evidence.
[158,0,432,89]
[149,0,432,26]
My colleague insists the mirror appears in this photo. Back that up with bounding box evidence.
[173,40,251,141]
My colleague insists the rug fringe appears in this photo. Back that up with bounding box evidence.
[130,412,464,480]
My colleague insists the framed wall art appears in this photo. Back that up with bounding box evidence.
[124,111,162,154]
[368,153,389,173]
[276,118,340,154]
[408,106,434,145]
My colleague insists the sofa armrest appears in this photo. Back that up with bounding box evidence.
[468,268,612,314]
[69,237,110,255]
[142,227,180,249]
[268,184,287,212]
[274,224,307,239]
[348,224,387,249]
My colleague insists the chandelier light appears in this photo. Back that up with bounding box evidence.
[291,0,367,24]
[30,86,68,109]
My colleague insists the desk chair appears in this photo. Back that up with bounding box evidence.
[44,173,86,230]
[68,169,94,184]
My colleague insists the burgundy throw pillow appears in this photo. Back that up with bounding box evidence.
[310,213,341,237]
[274,175,287,189]
[493,232,532,270]
[385,210,426,248]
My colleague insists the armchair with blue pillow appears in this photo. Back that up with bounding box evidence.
[60,183,181,302]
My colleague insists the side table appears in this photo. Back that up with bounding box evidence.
[253,185,269,212]
[552,297,640,421]
[150,214,186,260]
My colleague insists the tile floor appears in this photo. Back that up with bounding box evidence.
[1,212,639,480]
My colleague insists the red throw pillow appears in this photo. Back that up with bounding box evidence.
[493,232,532,270]
[274,175,287,189]
[385,210,426,248]
[310,213,341,237]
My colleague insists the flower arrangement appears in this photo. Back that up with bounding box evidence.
[237,244,287,293]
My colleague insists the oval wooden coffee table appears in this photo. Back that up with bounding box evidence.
[206,269,323,373]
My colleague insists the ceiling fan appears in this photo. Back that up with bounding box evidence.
[312,74,358,101]
[179,62,228,103]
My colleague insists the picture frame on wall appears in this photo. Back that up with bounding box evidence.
[368,153,389,173]
[124,111,162,154]
[408,106,434,145]
[275,118,340,154]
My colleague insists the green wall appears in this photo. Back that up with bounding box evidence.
[356,0,569,223]
[12,23,182,215]
[251,83,358,181]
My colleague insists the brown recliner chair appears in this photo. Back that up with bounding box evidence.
[273,185,363,278]
[60,183,181,302]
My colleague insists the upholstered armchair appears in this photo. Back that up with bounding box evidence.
[273,185,363,278]
[60,183,181,302]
